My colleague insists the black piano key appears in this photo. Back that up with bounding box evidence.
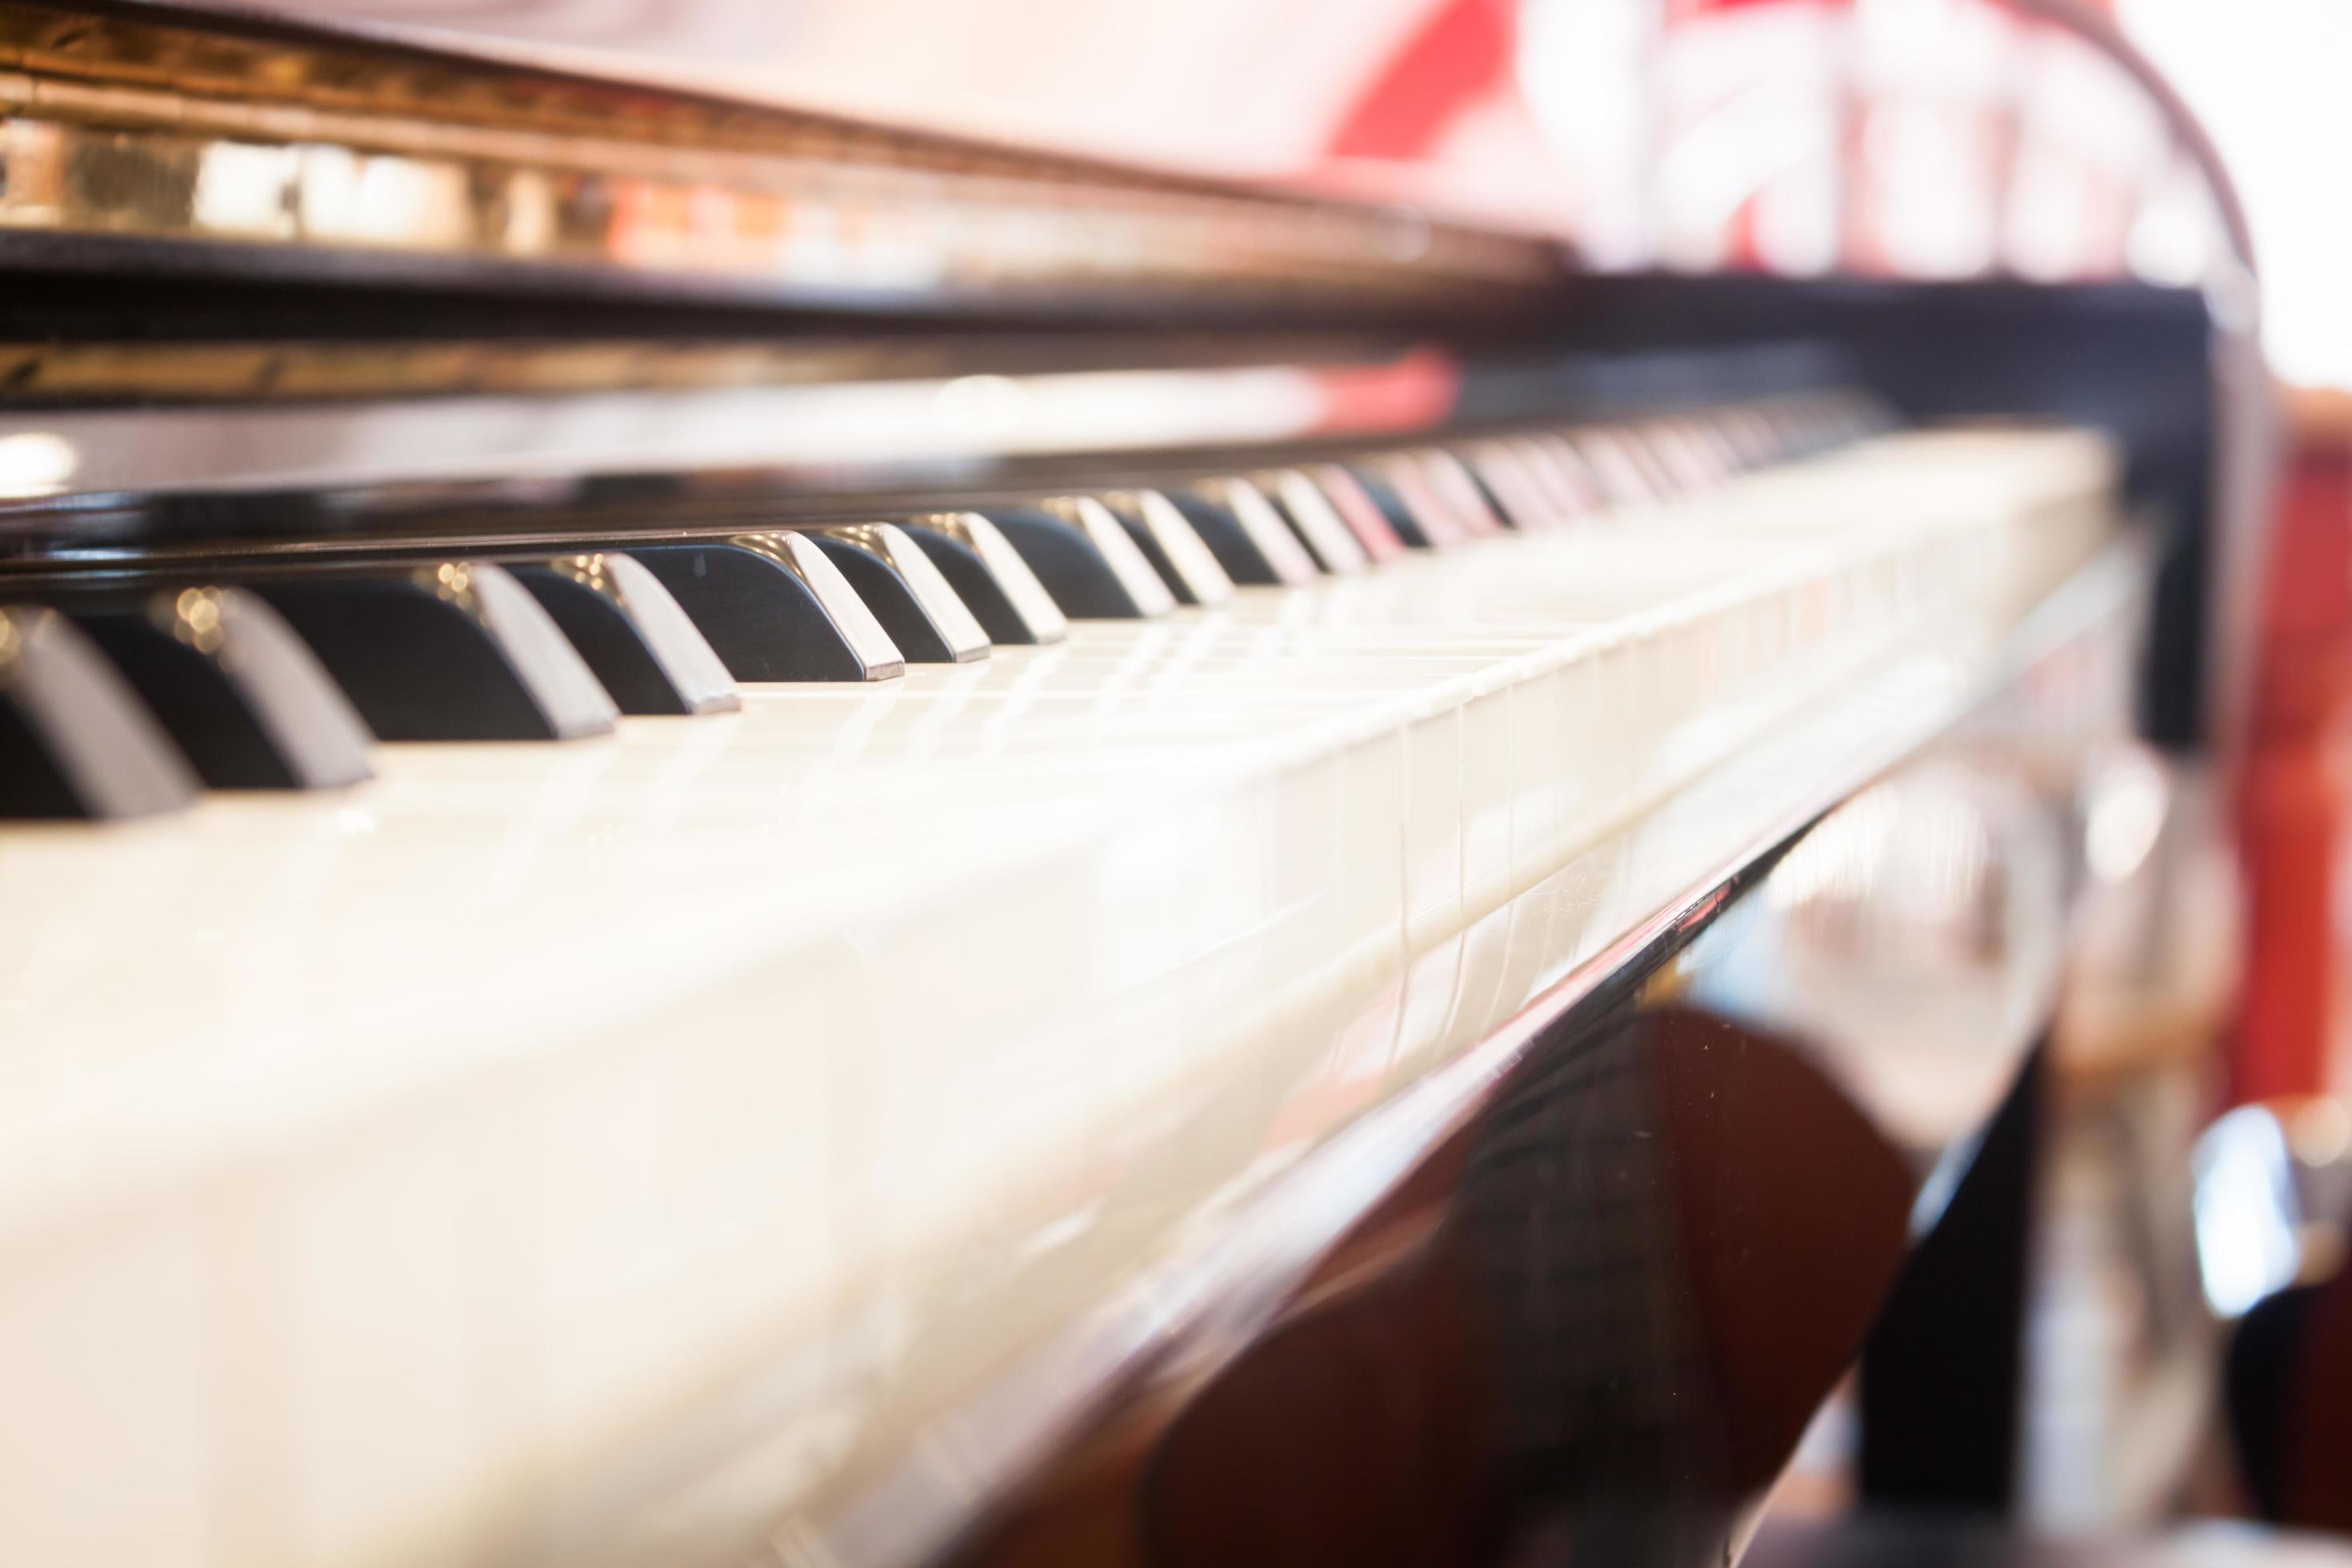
[898,513,1070,646]
[1164,490,1286,585]
[506,555,741,715]
[0,605,200,819]
[1450,450,1523,530]
[66,587,374,790]
[1343,466,1434,550]
[626,534,904,682]
[809,525,990,664]
[1098,490,1233,606]
[978,503,1171,619]
[255,563,618,741]
[1257,469,1370,573]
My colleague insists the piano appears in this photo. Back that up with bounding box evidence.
[0,2,2250,1565]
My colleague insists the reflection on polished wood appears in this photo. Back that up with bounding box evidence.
[0,4,1558,315]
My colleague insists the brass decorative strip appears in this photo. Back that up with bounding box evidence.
[0,4,1562,306]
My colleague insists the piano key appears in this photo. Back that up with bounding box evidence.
[1718,407,1782,469]
[256,563,620,741]
[1302,462,1410,561]
[1462,441,1563,531]
[1415,449,1509,538]
[1595,426,1680,501]
[1671,415,1744,482]
[899,512,1070,646]
[1636,419,1718,494]
[1362,456,1468,549]
[1257,469,1370,574]
[0,424,2128,1568]
[1534,434,1625,513]
[628,534,906,683]
[810,523,992,664]
[1098,489,1236,606]
[506,554,742,715]
[64,587,374,790]
[979,502,1174,618]
[1513,436,1601,522]
[964,505,1166,620]
[1342,463,1429,549]
[0,604,201,819]
[1171,478,1321,585]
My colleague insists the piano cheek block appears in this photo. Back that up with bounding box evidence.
[0,604,200,819]
[624,537,905,682]
[67,587,374,790]
[254,563,619,742]
[506,556,741,715]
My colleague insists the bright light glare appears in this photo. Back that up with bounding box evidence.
[2122,0,2352,387]
[2085,749,2167,882]
[0,432,78,498]
[2193,1106,2302,1318]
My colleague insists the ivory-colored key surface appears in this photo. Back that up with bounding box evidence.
[0,429,2123,1568]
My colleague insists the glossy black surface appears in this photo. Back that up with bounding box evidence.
[1133,1001,1924,1567]
[0,701,81,817]
[978,508,1154,619]
[62,595,373,789]
[1162,491,1286,586]
[1106,502,1203,606]
[0,605,199,818]
[807,536,963,662]
[507,563,706,714]
[255,576,559,741]
[626,542,877,681]
[1344,466,1434,550]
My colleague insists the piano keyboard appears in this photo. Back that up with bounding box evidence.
[0,406,2121,1566]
